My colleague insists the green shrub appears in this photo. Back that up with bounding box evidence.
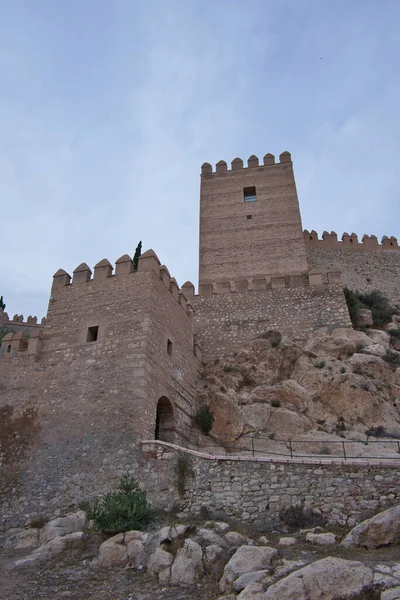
[340,367,346,374]
[279,506,325,532]
[366,425,385,438]
[271,339,280,348]
[344,287,395,327]
[389,329,400,341]
[174,453,194,497]
[383,350,400,367]
[314,361,325,369]
[223,365,236,374]
[344,288,361,325]
[270,399,280,408]
[80,474,152,534]
[195,405,214,435]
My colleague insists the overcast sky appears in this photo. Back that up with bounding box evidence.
[1,0,399,320]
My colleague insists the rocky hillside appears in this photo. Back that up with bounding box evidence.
[196,321,400,452]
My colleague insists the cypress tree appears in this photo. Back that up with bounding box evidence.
[133,241,142,271]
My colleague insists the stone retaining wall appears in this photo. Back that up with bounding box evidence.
[192,283,351,361]
[140,442,400,530]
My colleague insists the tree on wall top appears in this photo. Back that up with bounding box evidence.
[0,296,5,310]
[133,241,142,271]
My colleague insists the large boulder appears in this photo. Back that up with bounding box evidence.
[97,534,127,567]
[342,505,400,549]
[263,557,373,599]
[170,539,203,586]
[4,528,39,550]
[14,532,86,568]
[39,510,86,545]
[381,587,400,600]
[147,547,174,576]
[306,532,336,546]
[219,545,277,592]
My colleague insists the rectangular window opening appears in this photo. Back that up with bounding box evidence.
[244,186,256,202]
[87,326,99,343]
[246,215,252,220]
[167,338,173,356]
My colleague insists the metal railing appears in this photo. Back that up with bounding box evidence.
[157,426,400,462]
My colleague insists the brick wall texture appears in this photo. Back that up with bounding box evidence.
[199,157,308,283]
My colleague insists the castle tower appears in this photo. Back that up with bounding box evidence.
[199,152,308,284]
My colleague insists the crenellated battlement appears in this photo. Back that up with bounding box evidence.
[52,249,194,316]
[201,151,291,175]
[304,230,399,251]
[196,268,342,297]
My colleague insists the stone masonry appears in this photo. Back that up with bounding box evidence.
[199,152,308,283]
[141,442,400,529]
[305,230,400,306]
[0,150,399,531]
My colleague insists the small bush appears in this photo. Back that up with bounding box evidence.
[175,453,194,497]
[367,372,375,379]
[271,339,280,348]
[279,506,325,532]
[389,329,400,341]
[366,425,385,438]
[27,517,48,529]
[344,287,395,327]
[270,399,280,408]
[340,367,346,374]
[318,445,332,455]
[195,405,214,435]
[220,386,226,392]
[80,474,151,534]
[314,361,325,369]
[268,432,275,440]
[353,367,363,375]
[360,382,370,392]
[344,288,361,325]
[223,365,236,374]
[383,350,400,367]
[336,417,345,433]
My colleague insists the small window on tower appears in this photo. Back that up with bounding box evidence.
[87,326,99,342]
[167,339,173,356]
[243,186,256,202]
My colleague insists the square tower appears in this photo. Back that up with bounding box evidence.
[199,152,308,284]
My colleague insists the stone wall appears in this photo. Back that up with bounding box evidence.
[0,252,201,531]
[305,232,400,306]
[199,152,308,283]
[192,278,351,361]
[140,442,400,530]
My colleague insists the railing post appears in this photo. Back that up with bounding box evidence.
[289,440,293,459]
[397,441,400,455]
[251,436,254,457]
[342,441,347,460]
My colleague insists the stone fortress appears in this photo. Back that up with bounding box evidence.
[1,151,400,529]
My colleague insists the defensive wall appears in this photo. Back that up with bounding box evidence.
[0,309,44,337]
[0,250,201,531]
[199,152,308,283]
[187,269,351,362]
[305,230,400,306]
[141,441,400,530]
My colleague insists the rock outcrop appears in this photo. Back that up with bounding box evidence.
[342,505,400,549]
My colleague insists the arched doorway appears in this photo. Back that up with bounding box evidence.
[155,396,174,442]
